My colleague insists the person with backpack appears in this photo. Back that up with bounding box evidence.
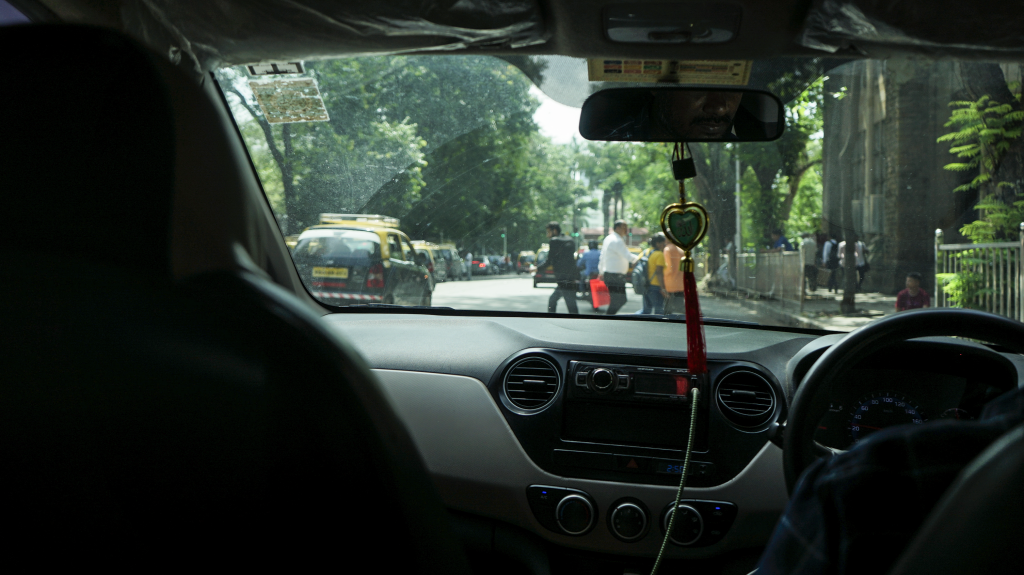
[634,233,668,314]
[822,233,840,293]
[545,222,579,314]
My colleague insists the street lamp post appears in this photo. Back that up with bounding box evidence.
[502,227,507,257]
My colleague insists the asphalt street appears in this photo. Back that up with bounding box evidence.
[432,273,760,323]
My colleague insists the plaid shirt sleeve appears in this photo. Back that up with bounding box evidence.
[756,387,1024,575]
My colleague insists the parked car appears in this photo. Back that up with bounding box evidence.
[292,225,432,306]
[412,241,447,285]
[532,246,556,287]
[486,255,505,275]
[470,256,492,275]
[516,251,535,274]
[438,244,469,280]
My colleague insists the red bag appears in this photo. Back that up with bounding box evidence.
[590,278,610,308]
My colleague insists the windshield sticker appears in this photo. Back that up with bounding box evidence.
[247,61,305,76]
[249,78,329,123]
[587,59,751,85]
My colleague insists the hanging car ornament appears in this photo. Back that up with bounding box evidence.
[660,143,709,378]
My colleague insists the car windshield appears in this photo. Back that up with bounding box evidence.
[217,57,1024,331]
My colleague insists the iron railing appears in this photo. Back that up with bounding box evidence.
[934,223,1024,322]
[736,250,805,308]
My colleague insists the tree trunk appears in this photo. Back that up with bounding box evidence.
[690,143,736,274]
[602,187,611,236]
[228,89,297,222]
[778,159,821,225]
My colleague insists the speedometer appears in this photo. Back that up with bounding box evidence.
[848,391,926,443]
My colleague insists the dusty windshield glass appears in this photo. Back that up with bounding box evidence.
[217,57,1024,331]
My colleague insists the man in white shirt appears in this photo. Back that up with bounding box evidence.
[598,220,639,315]
[801,232,818,291]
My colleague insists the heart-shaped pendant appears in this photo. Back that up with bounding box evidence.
[660,202,709,252]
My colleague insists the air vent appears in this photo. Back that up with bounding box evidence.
[716,370,776,427]
[504,357,560,410]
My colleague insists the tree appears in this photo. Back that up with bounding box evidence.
[220,54,597,256]
[735,76,826,247]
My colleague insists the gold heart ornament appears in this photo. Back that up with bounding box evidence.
[660,202,709,252]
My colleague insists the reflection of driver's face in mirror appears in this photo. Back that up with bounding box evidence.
[655,90,743,140]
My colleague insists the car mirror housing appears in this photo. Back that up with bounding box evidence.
[579,87,785,142]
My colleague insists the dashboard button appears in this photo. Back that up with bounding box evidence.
[556,494,596,535]
[589,368,615,392]
[610,502,648,541]
[575,370,589,387]
[615,455,651,472]
[663,504,703,546]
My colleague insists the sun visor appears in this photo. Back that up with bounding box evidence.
[121,0,547,76]
[799,0,1024,56]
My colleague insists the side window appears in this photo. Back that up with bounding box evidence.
[387,234,403,260]
[401,238,416,262]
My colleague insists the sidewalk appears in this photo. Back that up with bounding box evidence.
[708,287,897,332]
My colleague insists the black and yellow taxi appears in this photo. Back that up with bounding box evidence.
[291,214,432,306]
[412,240,447,285]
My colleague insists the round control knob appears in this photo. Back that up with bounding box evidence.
[556,494,595,535]
[663,504,703,546]
[589,368,615,392]
[609,502,648,542]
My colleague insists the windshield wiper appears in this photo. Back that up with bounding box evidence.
[662,314,759,326]
[347,303,454,310]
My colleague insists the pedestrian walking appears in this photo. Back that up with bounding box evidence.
[545,222,579,314]
[854,239,868,290]
[577,240,601,299]
[662,241,686,314]
[801,232,818,291]
[598,220,638,315]
[822,234,840,293]
[636,234,668,314]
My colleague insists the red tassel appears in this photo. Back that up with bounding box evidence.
[682,267,707,376]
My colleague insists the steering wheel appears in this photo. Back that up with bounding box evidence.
[783,308,1024,494]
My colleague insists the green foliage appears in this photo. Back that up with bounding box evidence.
[785,160,824,235]
[736,76,825,246]
[579,141,676,233]
[220,55,594,254]
[938,91,1024,245]
[958,199,1024,243]
[936,251,997,309]
[937,94,1023,194]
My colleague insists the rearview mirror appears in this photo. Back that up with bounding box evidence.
[579,87,785,142]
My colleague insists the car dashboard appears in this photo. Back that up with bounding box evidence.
[322,313,1022,562]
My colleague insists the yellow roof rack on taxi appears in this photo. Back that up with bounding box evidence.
[318,213,400,228]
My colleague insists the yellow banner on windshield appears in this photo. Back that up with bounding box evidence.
[587,59,751,85]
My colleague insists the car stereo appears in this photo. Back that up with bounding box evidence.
[563,361,709,452]
[569,361,694,404]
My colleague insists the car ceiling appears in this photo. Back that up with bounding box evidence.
[21,0,1024,78]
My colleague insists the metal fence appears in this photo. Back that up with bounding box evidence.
[736,250,805,307]
[934,224,1024,322]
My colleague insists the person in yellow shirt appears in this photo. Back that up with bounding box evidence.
[662,241,686,315]
[638,233,668,314]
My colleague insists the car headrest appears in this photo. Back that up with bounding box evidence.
[0,24,279,282]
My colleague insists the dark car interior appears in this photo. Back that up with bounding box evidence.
[2,1,1022,573]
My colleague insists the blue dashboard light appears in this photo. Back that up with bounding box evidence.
[541,491,547,494]
[715,506,721,510]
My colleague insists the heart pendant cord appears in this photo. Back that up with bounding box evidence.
[649,387,699,575]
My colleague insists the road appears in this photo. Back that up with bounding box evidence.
[432,273,761,323]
